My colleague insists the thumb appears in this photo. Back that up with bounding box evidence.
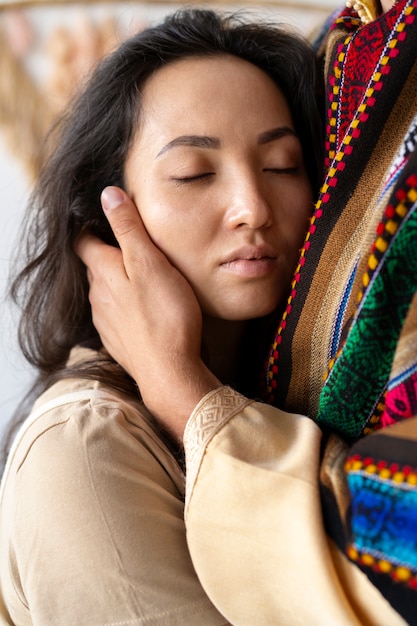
[101,185,146,245]
[101,186,170,283]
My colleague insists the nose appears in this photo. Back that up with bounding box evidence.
[224,174,273,230]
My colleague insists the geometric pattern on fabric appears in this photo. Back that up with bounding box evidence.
[317,176,417,438]
[184,387,251,510]
[347,471,417,575]
[344,431,417,623]
[382,369,417,427]
[388,114,417,186]
[263,0,417,412]
[327,11,398,166]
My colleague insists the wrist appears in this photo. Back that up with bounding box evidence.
[137,357,221,442]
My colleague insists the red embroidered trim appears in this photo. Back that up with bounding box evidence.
[265,2,416,402]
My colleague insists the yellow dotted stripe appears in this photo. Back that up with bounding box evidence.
[347,545,417,587]
[345,455,417,486]
[266,2,416,400]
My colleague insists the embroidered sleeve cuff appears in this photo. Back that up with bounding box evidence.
[184,386,252,510]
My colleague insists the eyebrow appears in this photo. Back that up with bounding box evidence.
[156,135,220,158]
[155,126,297,158]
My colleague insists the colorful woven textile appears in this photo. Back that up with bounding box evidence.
[262,1,417,620]
[264,0,417,440]
[345,428,417,624]
[318,171,417,438]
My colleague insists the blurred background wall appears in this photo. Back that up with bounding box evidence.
[0,0,339,437]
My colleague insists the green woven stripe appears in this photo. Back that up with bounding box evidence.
[317,207,417,439]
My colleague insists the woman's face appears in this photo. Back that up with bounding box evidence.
[125,55,313,320]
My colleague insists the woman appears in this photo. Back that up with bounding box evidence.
[0,9,322,625]
[78,1,417,625]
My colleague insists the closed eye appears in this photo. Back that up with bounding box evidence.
[172,173,214,186]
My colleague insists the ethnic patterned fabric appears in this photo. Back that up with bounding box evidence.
[262,1,417,620]
[346,425,417,624]
[264,0,417,438]
[318,168,417,438]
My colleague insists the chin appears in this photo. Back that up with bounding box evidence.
[239,296,282,320]
[200,286,282,321]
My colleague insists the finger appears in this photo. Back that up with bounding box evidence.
[75,229,124,277]
[76,230,111,266]
[101,186,148,245]
[101,186,170,279]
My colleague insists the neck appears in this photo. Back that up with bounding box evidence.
[201,316,249,387]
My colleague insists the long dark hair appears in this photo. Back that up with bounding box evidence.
[3,8,323,460]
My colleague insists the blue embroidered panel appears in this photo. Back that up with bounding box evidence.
[348,472,417,569]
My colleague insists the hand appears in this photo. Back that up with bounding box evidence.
[76,187,220,440]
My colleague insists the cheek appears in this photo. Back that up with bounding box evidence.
[135,187,180,247]
[142,215,180,262]
[137,184,217,257]
[138,197,201,273]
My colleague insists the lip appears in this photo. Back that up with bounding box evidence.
[220,245,278,277]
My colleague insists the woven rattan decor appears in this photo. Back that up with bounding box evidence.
[0,0,334,179]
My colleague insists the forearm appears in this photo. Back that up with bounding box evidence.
[183,387,408,626]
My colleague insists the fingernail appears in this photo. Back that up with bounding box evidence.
[101,186,125,211]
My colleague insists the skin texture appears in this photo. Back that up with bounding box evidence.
[125,55,312,321]
[78,55,313,439]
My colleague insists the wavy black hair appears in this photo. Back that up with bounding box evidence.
[3,8,323,461]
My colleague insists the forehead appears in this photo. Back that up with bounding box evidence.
[137,54,291,129]
[143,53,283,96]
